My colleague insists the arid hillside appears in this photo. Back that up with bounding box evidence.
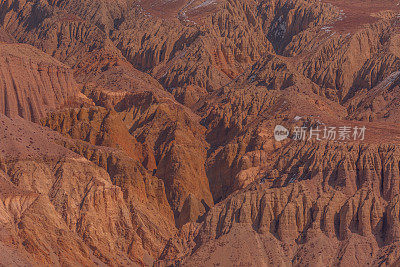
[0,0,400,266]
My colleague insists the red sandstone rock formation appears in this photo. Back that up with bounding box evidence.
[0,0,400,266]
[0,43,80,121]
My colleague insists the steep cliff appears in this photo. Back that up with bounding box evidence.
[0,43,79,121]
[0,0,400,265]
[0,112,176,266]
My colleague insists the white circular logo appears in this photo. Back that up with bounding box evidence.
[274,125,289,141]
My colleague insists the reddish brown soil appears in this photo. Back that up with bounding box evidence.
[1,0,400,266]
[324,0,400,32]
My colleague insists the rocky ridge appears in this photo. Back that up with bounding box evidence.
[0,43,80,122]
[1,0,400,266]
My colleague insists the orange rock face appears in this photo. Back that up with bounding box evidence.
[0,43,79,121]
[1,0,400,266]
[0,26,15,43]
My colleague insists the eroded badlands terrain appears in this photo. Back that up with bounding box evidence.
[1,0,400,266]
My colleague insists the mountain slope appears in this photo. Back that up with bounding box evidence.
[0,43,80,121]
[1,0,400,266]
